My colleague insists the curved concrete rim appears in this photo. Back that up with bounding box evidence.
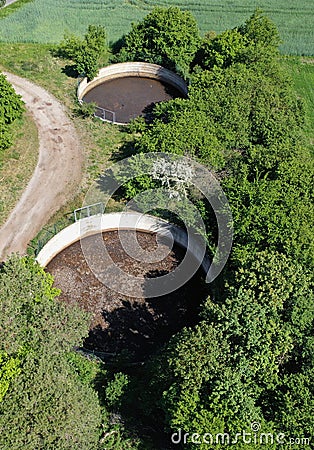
[36,212,210,275]
[77,62,188,125]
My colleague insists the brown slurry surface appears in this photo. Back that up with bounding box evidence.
[47,230,206,360]
[0,72,83,260]
[83,76,182,123]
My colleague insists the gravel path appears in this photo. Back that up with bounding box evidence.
[0,72,83,260]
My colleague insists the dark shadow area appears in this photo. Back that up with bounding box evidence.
[109,36,126,56]
[83,265,207,362]
[94,165,126,203]
[142,100,159,123]
[61,64,79,79]
[108,138,138,163]
[47,231,208,363]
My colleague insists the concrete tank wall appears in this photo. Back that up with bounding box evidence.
[77,62,188,101]
[36,212,210,275]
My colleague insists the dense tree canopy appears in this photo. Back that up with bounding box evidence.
[145,252,314,448]
[193,9,281,70]
[117,6,201,77]
[125,9,312,270]
[0,257,102,449]
[118,9,314,447]
[133,61,304,170]
[0,355,102,450]
[0,256,89,355]
[0,256,142,449]
[2,7,313,449]
[57,25,108,80]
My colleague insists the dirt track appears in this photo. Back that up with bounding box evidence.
[0,72,83,260]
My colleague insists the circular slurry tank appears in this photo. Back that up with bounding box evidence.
[78,62,188,125]
[83,76,182,124]
[46,230,207,362]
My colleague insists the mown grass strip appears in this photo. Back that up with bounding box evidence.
[0,111,38,226]
[0,0,33,20]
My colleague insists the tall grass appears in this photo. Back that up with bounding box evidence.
[0,0,313,55]
[283,56,314,141]
[0,112,38,226]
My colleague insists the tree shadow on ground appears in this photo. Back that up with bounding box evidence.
[61,64,79,78]
[109,138,138,163]
[83,262,208,363]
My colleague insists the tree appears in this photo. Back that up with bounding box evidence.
[56,25,108,80]
[76,25,108,80]
[85,24,107,54]
[145,252,314,449]
[222,146,314,268]
[0,256,89,355]
[193,9,281,71]
[0,355,102,450]
[0,351,20,402]
[0,256,144,449]
[134,98,226,169]
[0,73,24,152]
[0,118,13,152]
[76,46,99,80]
[0,256,103,449]
[118,6,201,77]
[239,8,281,64]
[132,61,303,172]
[193,28,248,69]
[0,74,24,125]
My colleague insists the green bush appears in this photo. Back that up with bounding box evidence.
[0,73,24,152]
[0,256,102,449]
[194,10,281,70]
[56,24,108,80]
[118,6,201,77]
[146,252,314,448]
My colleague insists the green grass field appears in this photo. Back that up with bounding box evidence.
[0,0,313,55]
[284,57,314,130]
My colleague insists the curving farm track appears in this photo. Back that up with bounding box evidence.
[0,72,83,260]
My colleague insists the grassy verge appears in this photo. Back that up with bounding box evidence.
[0,0,33,20]
[0,43,77,104]
[283,56,314,148]
[0,42,130,176]
[0,111,38,225]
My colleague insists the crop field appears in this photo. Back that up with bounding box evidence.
[284,57,314,139]
[0,0,313,55]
